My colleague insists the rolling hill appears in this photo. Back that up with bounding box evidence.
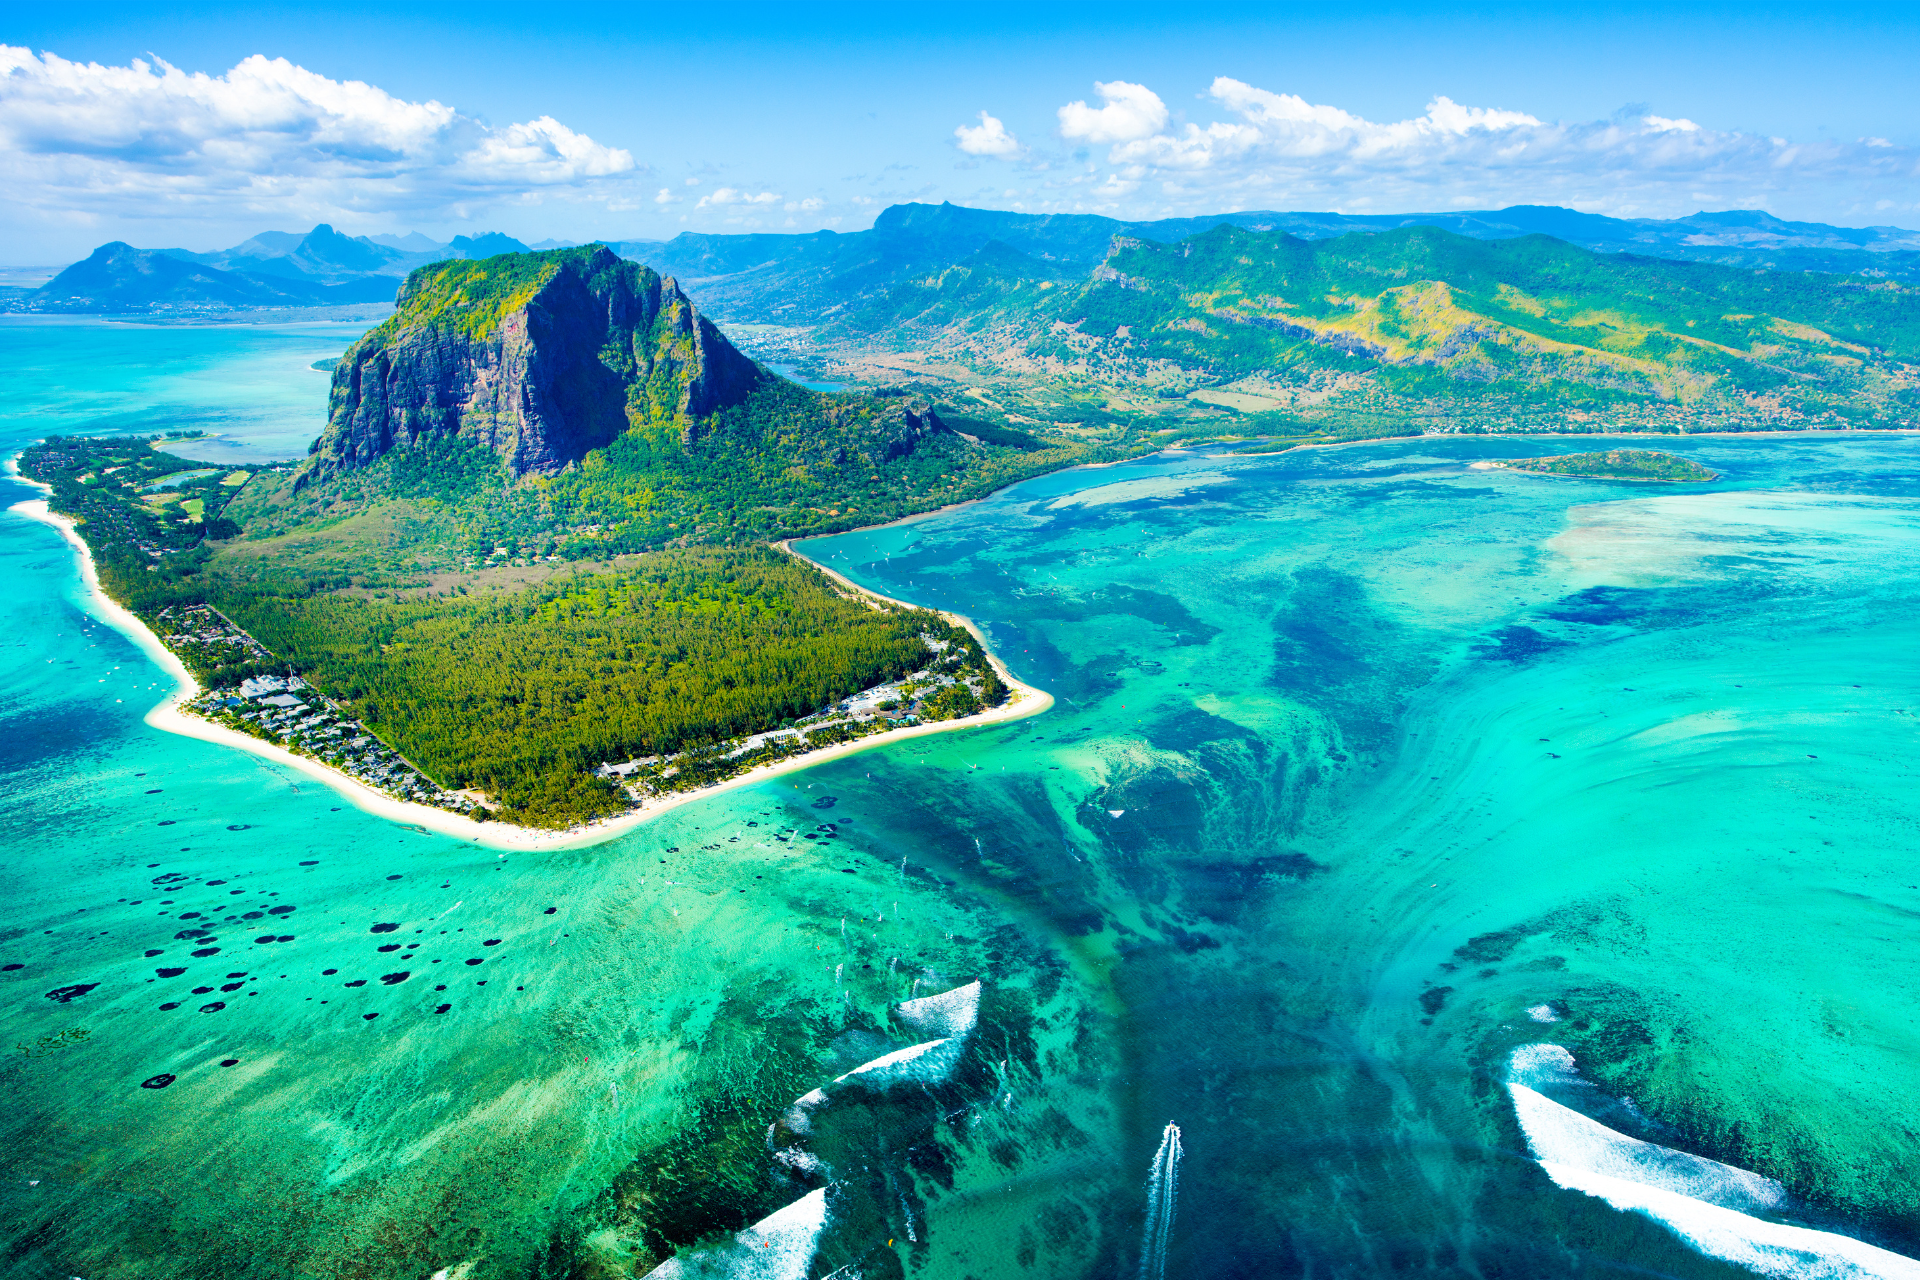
[762,222,1920,436]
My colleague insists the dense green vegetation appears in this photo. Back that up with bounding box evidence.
[22,422,1019,827]
[1497,449,1719,482]
[545,381,1078,546]
[214,548,976,824]
[382,252,564,338]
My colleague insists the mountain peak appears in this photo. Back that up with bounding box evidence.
[448,231,532,258]
[304,246,764,485]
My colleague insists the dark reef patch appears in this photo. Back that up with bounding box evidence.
[1474,625,1572,664]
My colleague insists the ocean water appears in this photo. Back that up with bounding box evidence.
[3,318,1919,1280]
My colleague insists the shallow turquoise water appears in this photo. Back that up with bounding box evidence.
[3,319,1918,1279]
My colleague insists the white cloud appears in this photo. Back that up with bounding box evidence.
[0,46,636,223]
[1051,75,1920,218]
[655,187,677,204]
[954,110,1020,158]
[1058,81,1169,145]
[696,186,780,207]
[785,196,824,212]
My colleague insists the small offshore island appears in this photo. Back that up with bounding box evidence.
[1486,448,1720,482]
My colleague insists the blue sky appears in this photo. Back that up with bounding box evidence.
[4,1,1919,260]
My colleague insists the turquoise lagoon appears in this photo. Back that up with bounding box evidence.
[1,318,1918,1279]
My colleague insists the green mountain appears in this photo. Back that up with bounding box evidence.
[272,245,1083,559]
[810,223,1920,434]
[303,245,767,485]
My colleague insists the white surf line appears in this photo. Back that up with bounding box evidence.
[642,1186,827,1280]
[1507,1045,1920,1279]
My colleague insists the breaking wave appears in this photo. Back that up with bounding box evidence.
[1507,1045,1920,1279]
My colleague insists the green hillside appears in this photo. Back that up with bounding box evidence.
[788,224,1920,436]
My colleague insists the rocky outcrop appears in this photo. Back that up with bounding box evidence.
[299,245,765,487]
[805,396,950,470]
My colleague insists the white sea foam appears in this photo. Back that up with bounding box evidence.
[1509,1084,1784,1212]
[1506,1046,1920,1279]
[771,1147,827,1177]
[1526,1003,1560,1023]
[833,1037,964,1088]
[1538,1162,1920,1280]
[895,979,981,1041]
[643,1188,827,1280]
[782,1087,828,1135]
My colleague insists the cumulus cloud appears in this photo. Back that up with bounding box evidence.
[1058,81,1169,146]
[696,187,780,207]
[0,46,636,224]
[954,110,1020,158]
[1051,75,1920,217]
[785,196,824,212]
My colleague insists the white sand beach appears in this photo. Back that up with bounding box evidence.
[10,483,1051,851]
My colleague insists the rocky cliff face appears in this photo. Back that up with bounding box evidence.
[300,245,764,487]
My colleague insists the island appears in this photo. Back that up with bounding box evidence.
[16,246,1072,836]
[1484,449,1720,482]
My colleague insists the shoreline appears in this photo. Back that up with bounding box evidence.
[26,420,1882,847]
[7,469,1052,851]
[1249,425,1920,460]
[774,537,1053,715]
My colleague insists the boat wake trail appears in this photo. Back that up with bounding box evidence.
[1141,1122,1183,1280]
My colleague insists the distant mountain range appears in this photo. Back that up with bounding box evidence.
[8,224,582,314]
[12,202,1920,317]
[620,202,1920,326]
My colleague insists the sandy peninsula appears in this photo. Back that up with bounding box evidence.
[9,476,1051,851]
